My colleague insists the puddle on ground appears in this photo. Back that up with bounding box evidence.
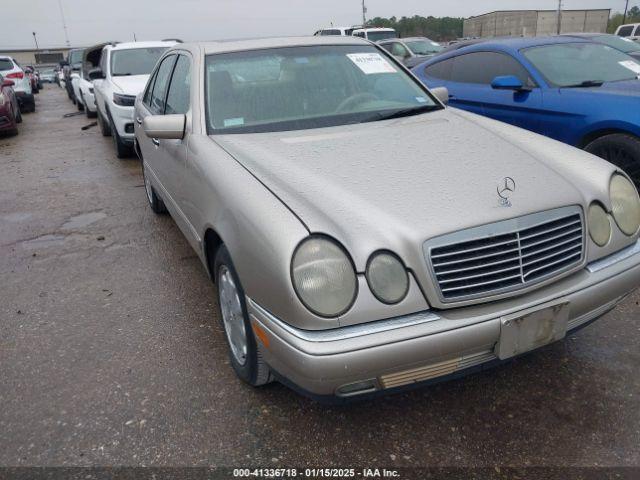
[61,211,106,230]
[21,234,67,249]
[1,212,33,223]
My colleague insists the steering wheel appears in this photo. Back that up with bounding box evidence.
[335,92,380,113]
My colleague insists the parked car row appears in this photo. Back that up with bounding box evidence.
[58,40,177,157]
[0,55,40,136]
[52,32,640,401]
[411,35,640,186]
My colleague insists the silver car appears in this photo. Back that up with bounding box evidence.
[134,36,640,401]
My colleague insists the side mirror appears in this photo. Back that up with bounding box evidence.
[2,79,15,87]
[88,68,104,80]
[431,86,449,105]
[491,75,528,91]
[143,114,186,140]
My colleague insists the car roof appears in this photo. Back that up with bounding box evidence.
[441,36,592,55]
[110,40,177,51]
[192,36,369,55]
[380,37,432,43]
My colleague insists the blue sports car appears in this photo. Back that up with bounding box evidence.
[412,37,640,183]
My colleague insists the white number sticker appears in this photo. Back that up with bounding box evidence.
[619,60,640,74]
[347,53,397,74]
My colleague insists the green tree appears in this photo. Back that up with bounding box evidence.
[366,15,464,41]
[608,6,640,33]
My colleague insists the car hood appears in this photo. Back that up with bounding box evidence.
[110,74,149,95]
[213,109,611,272]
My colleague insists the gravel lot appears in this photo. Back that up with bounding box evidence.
[1,86,640,469]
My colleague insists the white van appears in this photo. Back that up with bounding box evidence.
[351,27,397,42]
[314,26,355,36]
[615,23,640,42]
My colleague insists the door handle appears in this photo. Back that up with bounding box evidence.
[136,117,142,125]
[152,138,159,147]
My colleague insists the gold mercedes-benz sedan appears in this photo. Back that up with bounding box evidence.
[133,36,640,401]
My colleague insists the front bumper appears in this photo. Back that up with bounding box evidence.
[109,103,135,139]
[248,241,640,399]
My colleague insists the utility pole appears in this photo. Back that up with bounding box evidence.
[556,0,563,35]
[623,0,630,23]
[32,32,39,50]
[362,0,367,26]
[57,0,71,47]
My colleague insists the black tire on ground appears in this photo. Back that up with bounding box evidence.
[97,109,111,137]
[213,245,273,387]
[14,102,22,123]
[21,98,35,113]
[585,134,640,186]
[77,99,84,111]
[141,161,167,214]
[85,105,97,118]
[109,116,133,158]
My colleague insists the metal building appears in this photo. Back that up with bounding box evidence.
[0,48,70,66]
[463,9,611,38]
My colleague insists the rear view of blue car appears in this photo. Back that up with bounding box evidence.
[412,37,640,184]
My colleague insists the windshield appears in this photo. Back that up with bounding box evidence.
[110,47,167,76]
[405,40,443,55]
[523,43,640,87]
[205,45,439,134]
[593,35,640,54]
[367,31,397,41]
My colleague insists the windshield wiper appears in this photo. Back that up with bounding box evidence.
[368,105,441,122]
[563,80,604,88]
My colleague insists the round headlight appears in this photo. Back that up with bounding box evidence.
[291,237,357,317]
[610,174,640,236]
[588,203,611,247]
[366,252,409,304]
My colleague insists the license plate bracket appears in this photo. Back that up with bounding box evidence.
[496,302,569,360]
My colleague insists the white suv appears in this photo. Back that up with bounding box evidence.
[0,56,34,113]
[616,23,640,42]
[91,41,176,157]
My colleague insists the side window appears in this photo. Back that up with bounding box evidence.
[450,52,533,85]
[635,26,640,36]
[618,26,634,37]
[380,43,393,53]
[149,55,176,114]
[143,70,158,107]
[424,58,453,81]
[391,42,410,57]
[165,55,191,115]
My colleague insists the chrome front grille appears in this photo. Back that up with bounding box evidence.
[425,207,585,303]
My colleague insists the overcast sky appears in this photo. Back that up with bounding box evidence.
[1,0,637,49]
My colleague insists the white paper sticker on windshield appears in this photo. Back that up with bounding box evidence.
[347,53,397,74]
[619,60,640,74]
[224,118,244,127]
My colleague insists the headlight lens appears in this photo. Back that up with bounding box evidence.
[366,252,409,304]
[113,92,136,107]
[291,237,357,317]
[588,203,611,247]
[610,174,640,236]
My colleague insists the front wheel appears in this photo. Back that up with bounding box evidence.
[141,161,167,214]
[585,134,640,187]
[97,108,111,136]
[214,245,273,387]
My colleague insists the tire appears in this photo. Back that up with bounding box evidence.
[585,134,640,186]
[14,102,22,124]
[97,108,111,136]
[85,105,97,118]
[141,160,167,214]
[214,245,273,387]
[77,98,84,111]
[109,115,133,158]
